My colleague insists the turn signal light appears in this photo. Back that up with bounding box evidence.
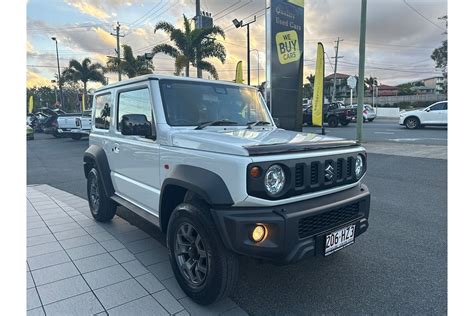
[249,166,261,178]
[251,225,267,243]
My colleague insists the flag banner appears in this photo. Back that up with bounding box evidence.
[312,42,324,127]
[235,61,243,84]
[28,95,34,114]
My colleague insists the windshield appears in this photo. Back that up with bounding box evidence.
[159,80,272,126]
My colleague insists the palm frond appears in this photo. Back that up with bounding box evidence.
[197,60,219,80]
[152,44,180,58]
[200,41,226,63]
[154,21,176,34]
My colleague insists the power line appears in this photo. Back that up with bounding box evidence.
[214,0,253,22]
[214,1,242,18]
[126,0,165,28]
[403,0,445,31]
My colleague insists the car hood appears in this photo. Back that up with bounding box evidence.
[169,128,358,156]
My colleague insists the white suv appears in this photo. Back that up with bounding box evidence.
[399,101,448,129]
[83,75,371,305]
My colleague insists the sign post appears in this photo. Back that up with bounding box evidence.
[266,0,304,131]
[347,75,357,108]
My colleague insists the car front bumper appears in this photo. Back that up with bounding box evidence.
[211,184,370,264]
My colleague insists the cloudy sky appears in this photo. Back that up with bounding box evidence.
[27,0,447,89]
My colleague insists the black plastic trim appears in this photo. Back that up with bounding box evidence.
[211,184,370,264]
[244,140,359,156]
[83,145,114,198]
[160,165,234,208]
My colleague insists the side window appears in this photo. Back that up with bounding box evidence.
[117,88,152,132]
[94,93,111,130]
[430,102,444,111]
[443,102,448,110]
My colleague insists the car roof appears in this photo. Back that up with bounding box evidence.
[94,74,257,93]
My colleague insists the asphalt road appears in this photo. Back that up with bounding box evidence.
[27,121,447,315]
[304,118,447,146]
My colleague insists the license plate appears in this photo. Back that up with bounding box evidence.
[325,225,355,256]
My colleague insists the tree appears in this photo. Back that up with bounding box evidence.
[107,45,154,78]
[62,58,106,107]
[151,14,226,79]
[306,74,315,89]
[431,40,447,77]
[364,76,378,96]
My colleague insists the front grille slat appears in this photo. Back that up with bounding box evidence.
[298,203,360,238]
[295,164,304,188]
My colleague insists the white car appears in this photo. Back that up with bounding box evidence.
[84,74,371,305]
[70,110,92,140]
[399,101,448,129]
[347,104,376,122]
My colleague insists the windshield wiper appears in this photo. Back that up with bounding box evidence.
[246,121,271,129]
[195,119,238,130]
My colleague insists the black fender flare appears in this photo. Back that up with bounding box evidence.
[83,145,114,198]
[160,165,234,209]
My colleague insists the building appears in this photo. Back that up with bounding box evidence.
[324,73,352,100]
[377,84,400,96]
[402,76,446,95]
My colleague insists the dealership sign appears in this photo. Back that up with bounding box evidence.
[266,0,304,131]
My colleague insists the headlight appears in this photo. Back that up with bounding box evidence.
[355,154,365,179]
[264,164,286,195]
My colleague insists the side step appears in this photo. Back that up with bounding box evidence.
[110,194,161,228]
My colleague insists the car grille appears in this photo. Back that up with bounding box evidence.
[298,202,360,238]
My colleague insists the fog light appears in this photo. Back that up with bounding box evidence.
[252,225,267,242]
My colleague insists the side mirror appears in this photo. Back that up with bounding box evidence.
[425,108,431,112]
[273,117,280,127]
[120,114,153,138]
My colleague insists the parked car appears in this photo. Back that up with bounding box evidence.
[56,112,83,137]
[26,125,34,140]
[70,110,92,140]
[399,100,448,129]
[84,75,370,305]
[303,102,355,127]
[347,104,376,122]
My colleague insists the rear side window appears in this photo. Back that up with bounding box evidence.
[430,102,445,111]
[117,88,152,131]
[94,93,112,130]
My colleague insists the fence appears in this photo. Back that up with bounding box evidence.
[343,94,447,106]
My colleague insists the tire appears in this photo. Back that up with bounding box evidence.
[71,134,82,140]
[53,133,61,138]
[368,118,375,122]
[327,116,339,128]
[87,168,116,222]
[405,117,420,129]
[340,120,350,126]
[167,200,239,305]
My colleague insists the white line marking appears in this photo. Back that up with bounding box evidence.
[374,132,395,135]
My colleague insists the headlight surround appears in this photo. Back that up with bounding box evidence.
[264,164,286,195]
[355,154,365,179]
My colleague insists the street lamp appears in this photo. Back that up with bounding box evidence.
[233,16,256,85]
[250,49,260,86]
[51,37,64,107]
[51,79,58,103]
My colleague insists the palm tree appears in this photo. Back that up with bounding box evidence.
[151,14,226,79]
[106,45,154,78]
[364,76,378,95]
[63,58,106,106]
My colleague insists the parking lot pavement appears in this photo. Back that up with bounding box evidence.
[27,128,447,315]
[27,184,247,316]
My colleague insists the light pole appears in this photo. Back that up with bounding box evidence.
[51,80,58,104]
[233,16,256,85]
[250,49,260,85]
[51,37,64,107]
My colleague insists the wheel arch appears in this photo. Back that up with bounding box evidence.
[83,144,114,198]
[159,165,234,233]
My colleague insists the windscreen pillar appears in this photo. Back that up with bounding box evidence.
[266,0,304,132]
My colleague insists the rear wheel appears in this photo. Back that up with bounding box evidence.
[71,134,82,140]
[368,118,375,122]
[327,116,339,128]
[87,168,116,222]
[168,200,239,305]
[405,117,420,129]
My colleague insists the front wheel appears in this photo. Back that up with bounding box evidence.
[340,120,350,126]
[405,117,420,129]
[87,168,116,222]
[168,200,239,305]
